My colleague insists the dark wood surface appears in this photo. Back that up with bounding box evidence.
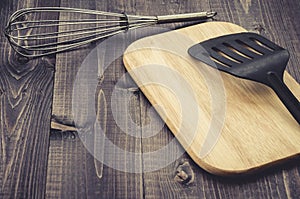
[0,0,60,198]
[1,0,300,198]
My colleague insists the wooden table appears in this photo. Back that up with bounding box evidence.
[1,0,299,198]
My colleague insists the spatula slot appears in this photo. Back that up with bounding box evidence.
[211,47,242,64]
[222,42,253,60]
[235,39,264,56]
[189,31,300,124]
[209,56,231,68]
[250,37,275,52]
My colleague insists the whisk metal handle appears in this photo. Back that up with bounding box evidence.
[156,11,217,24]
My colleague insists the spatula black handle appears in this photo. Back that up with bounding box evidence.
[267,72,300,124]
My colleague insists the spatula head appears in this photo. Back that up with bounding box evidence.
[188,32,290,86]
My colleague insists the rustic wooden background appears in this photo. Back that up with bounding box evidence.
[1,0,300,198]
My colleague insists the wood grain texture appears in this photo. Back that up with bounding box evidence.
[47,62,144,198]
[39,0,300,198]
[47,0,147,198]
[135,0,300,198]
[0,0,59,198]
[123,21,300,175]
[52,0,99,123]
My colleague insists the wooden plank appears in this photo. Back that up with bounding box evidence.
[45,0,300,198]
[47,0,145,196]
[0,0,60,198]
[51,0,99,122]
[47,63,144,198]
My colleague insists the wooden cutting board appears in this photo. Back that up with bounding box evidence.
[123,21,300,176]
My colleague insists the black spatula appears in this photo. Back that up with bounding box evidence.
[188,32,300,124]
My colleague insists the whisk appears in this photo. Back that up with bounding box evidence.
[4,7,216,58]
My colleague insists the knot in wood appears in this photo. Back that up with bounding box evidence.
[16,54,30,64]
[174,159,195,185]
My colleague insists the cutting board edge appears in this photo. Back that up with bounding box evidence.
[185,146,300,176]
[122,21,300,176]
